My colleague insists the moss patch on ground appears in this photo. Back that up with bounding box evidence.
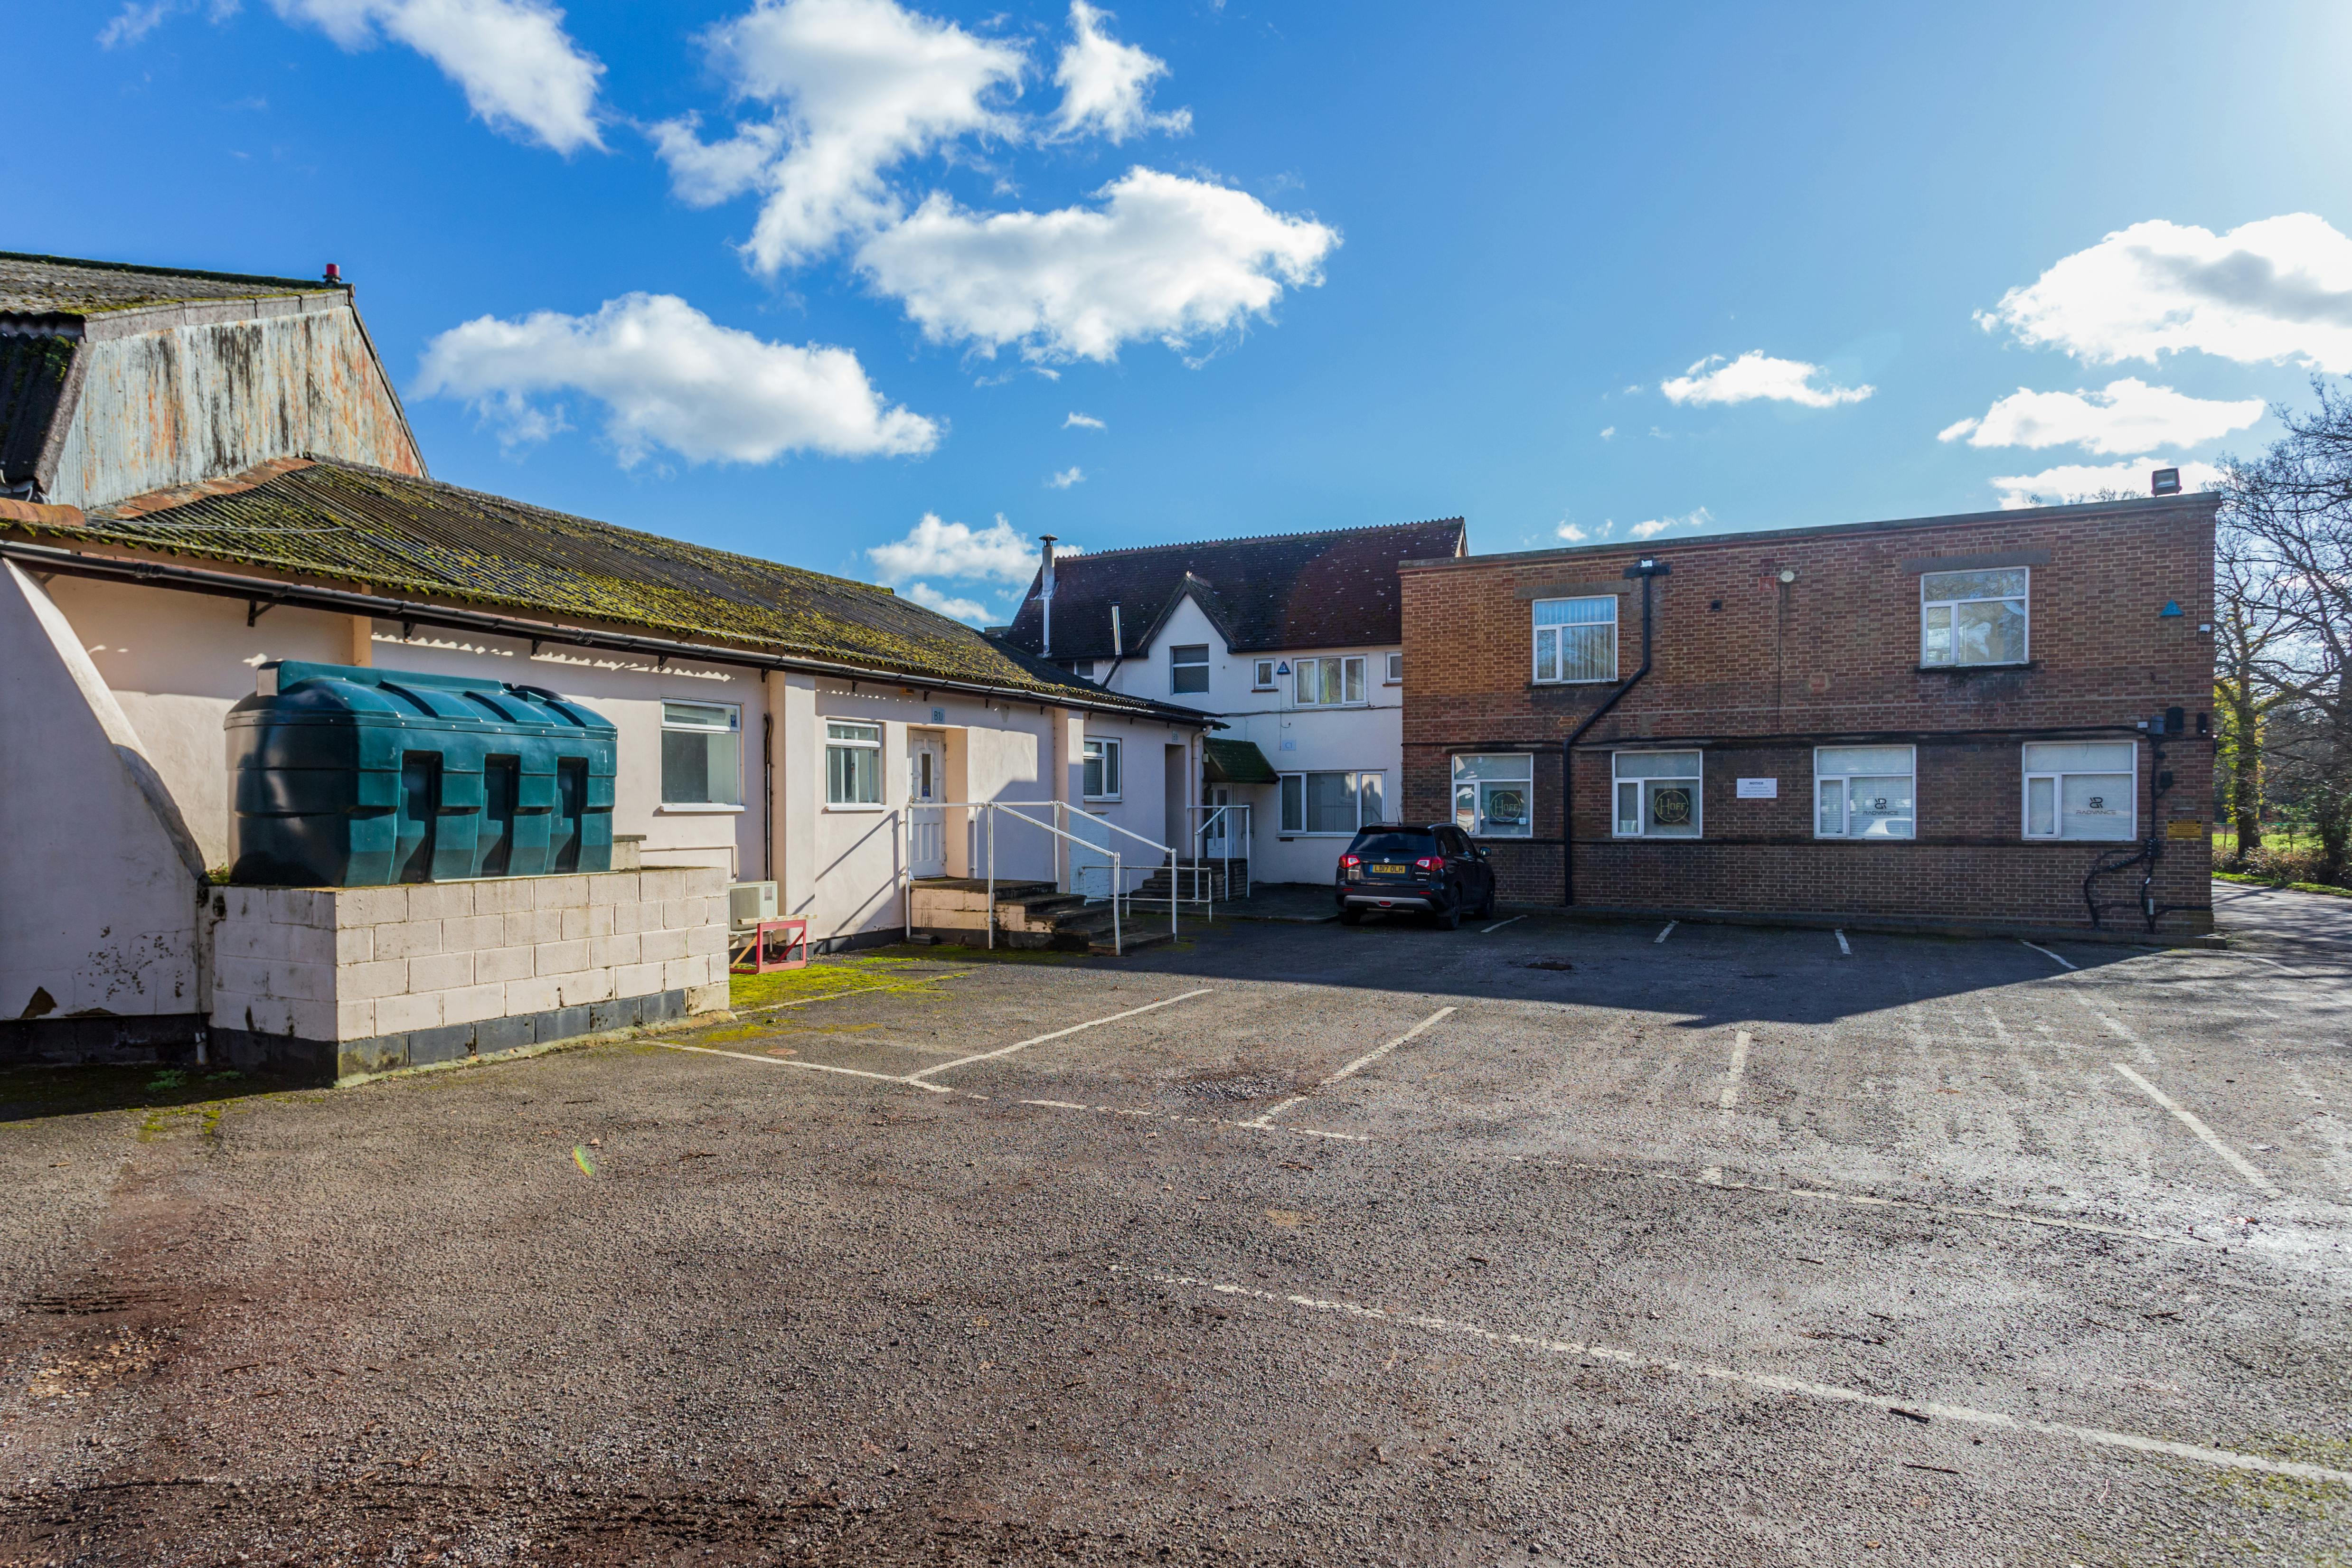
[727,951,972,1012]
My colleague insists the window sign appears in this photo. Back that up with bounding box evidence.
[1612,751,1703,837]
[1814,745,1915,838]
[661,701,741,806]
[1452,753,1534,838]
[2023,742,2135,840]
[1921,568,2028,667]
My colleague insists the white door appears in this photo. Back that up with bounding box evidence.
[1069,809,1116,900]
[1201,785,1233,857]
[908,732,946,878]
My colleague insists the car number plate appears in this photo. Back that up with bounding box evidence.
[1371,862,1409,874]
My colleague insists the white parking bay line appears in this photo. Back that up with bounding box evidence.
[1255,1005,1458,1126]
[905,988,1216,1082]
[1656,921,1677,944]
[1717,1029,1752,1123]
[1482,915,1525,933]
[1834,929,1850,957]
[1123,1268,2352,1488]
[2112,1063,2285,1199]
[654,1040,953,1092]
[2021,940,2078,971]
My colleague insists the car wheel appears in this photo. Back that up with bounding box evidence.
[1475,884,1497,919]
[1339,907,1364,926]
[1437,902,1462,931]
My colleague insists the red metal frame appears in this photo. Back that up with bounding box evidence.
[729,917,808,974]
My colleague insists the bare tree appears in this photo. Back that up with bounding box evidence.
[2222,378,2352,879]
[2212,532,2293,862]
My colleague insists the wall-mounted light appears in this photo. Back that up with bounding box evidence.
[1777,568,1797,584]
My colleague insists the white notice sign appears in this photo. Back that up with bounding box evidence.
[1735,777,1778,799]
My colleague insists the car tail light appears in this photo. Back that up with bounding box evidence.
[1339,854,1362,868]
[1413,855,1442,872]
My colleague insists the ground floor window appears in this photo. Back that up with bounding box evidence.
[661,701,741,805]
[1613,751,1702,837]
[1281,770,1384,834]
[1814,745,1915,838]
[1083,736,1122,799]
[826,720,882,806]
[2023,741,2135,840]
[1452,753,1533,838]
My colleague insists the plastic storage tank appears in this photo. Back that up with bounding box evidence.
[226,661,617,887]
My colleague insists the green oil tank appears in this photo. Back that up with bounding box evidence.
[226,661,617,887]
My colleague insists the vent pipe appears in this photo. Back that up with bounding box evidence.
[1038,535,1057,657]
[1110,601,1122,655]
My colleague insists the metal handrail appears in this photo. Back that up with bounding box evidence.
[905,798,1177,956]
[1188,802,1253,911]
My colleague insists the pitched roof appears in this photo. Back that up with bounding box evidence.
[0,251,337,319]
[3,457,1189,716]
[1002,517,1466,661]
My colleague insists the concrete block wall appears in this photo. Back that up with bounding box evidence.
[210,867,729,1081]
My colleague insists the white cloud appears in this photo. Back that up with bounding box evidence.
[651,0,1025,271]
[866,511,1050,584]
[1986,458,2223,509]
[1046,466,1085,488]
[271,0,605,152]
[1937,377,2264,456]
[1597,425,1615,441]
[1048,0,1188,143]
[1063,411,1105,429]
[857,166,1338,361]
[1660,352,1872,409]
[1627,507,1713,541]
[99,0,239,48]
[901,581,996,622]
[1556,521,1588,543]
[415,292,938,466]
[1980,214,2352,373]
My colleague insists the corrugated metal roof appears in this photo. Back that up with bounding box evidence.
[0,334,74,487]
[1003,518,1467,660]
[0,252,330,318]
[14,458,1185,712]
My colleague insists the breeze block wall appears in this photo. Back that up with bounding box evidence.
[209,867,729,1083]
[1398,494,2218,936]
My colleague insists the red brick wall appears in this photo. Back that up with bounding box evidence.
[1401,497,2216,932]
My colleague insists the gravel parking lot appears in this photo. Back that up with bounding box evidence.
[2,887,2347,1565]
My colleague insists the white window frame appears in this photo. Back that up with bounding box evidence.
[1294,655,1366,707]
[2021,742,2137,842]
[1251,658,1278,691]
[1532,596,1618,685]
[1813,745,1917,840]
[1170,644,1210,695]
[1082,736,1122,801]
[1452,752,1534,839]
[1611,751,1704,838]
[824,719,884,810]
[1278,770,1385,836]
[1384,651,1403,685]
[1921,567,2030,668]
[659,700,743,809]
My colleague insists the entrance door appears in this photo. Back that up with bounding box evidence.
[908,731,947,878]
[1201,785,1234,857]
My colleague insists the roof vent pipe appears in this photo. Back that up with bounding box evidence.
[324,263,341,284]
[1110,601,1122,656]
[1038,534,1058,657]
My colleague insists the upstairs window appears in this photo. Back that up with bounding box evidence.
[824,720,882,806]
[1295,656,1365,705]
[1252,658,1278,690]
[1815,745,1915,839]
[661,702,742,806]
[1921,568,2028,667]
[2023,742,2135,840]
[1452,753,1533,838]
[1082,737,1122,799]
[1385,651,1403,684]
[1533,596,1617,683]
[1613,751,1703,838]
[1170,644,1210,694]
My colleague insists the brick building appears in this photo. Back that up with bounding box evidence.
[1397,491,2217,937]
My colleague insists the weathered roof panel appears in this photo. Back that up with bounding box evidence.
[12,458,1183,713]
[0,252,330,318]
[0,334,75,487]
[1004,518,1468,660]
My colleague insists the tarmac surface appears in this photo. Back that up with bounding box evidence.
[0,884,2346,1565]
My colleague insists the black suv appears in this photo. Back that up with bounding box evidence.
[1334,823,1497,930]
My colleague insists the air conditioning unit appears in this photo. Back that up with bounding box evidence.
[729,881,778,928]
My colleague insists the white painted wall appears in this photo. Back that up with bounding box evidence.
[1,565,207,1023]
[1094,593,1402,884]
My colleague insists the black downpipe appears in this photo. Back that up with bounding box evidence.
[1563,561,1668,905]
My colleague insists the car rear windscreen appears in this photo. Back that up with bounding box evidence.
[1351,832,1438,856]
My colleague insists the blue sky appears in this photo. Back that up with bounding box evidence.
[19,0,2352,623]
